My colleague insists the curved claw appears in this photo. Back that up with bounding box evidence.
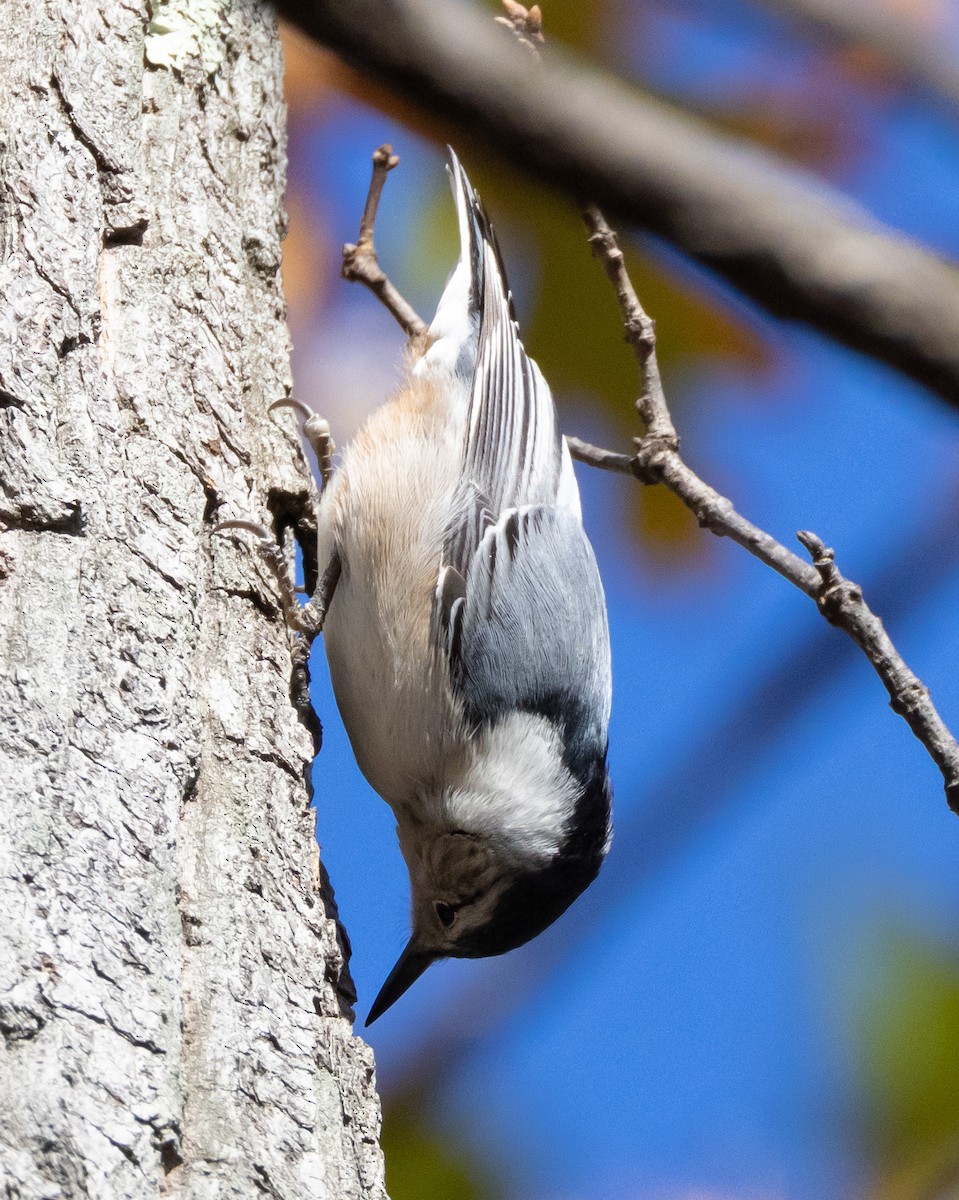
[212,518,272,541]
[213,514,339,644]
[213,517,307,633]
[269,399,335,491]
[268,397,316,423]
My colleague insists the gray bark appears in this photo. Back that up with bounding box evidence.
[0,2,386,1197]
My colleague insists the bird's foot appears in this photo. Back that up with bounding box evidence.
[269,398,336,491]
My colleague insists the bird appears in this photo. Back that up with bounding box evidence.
[312,149,613,1024]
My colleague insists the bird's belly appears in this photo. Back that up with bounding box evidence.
[319,401,464,808]
[322,578,451,805]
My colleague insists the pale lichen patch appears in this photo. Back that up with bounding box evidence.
[145,0,226,74]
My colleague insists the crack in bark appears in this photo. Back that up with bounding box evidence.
[6,499,84,534]
[53,999,165,1055]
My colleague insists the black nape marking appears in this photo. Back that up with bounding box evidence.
[445,687,612,962]
[454,757,611,960]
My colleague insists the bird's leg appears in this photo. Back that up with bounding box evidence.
[296,550,342,641]
[269,399,336,491]
[214,516,339,749]
[288,551,342,743]
[214,519,303,630]
[216,403,339,642]
[214,520,340,641]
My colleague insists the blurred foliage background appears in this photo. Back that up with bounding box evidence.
[278,2,959,1197]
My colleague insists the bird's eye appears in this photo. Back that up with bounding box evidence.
[435,901,456,928]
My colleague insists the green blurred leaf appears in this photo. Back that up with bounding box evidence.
[853,928,959,1200]
[382,1100,503,1200]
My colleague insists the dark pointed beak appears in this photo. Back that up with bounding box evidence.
[366,939,438,1026]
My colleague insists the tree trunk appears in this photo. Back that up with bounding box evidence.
[0,3,386,1197]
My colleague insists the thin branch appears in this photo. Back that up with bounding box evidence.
[341,144,428,342]
[797,529,959,812]
[275,0,959,408]
[565,437,633,475]
[581,204,822,594]
[579,203,959,815]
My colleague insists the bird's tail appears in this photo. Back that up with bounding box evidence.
[416,148,513,380]
[415,149,577,522]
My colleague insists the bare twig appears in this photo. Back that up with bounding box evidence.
[275,0,959,408]
[797,530,959,812]
[341,144,428,342]
[565,438,633,475]
[581,205,823,593]
[579,203,959,815]
[495,0,544,57]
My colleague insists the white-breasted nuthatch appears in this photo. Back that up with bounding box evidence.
[247,150,613,1024]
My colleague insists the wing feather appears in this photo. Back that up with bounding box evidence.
[452,506,611,775]
[426,151,569,575]
[423,153,606,749]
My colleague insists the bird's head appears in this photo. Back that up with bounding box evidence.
[366,745,611,1024]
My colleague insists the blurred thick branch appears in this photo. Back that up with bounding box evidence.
[275,0,959,408]
[758,0,959,116]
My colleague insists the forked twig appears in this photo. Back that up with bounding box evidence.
[341,144,428,342]
[575,205,820,593]
[572,127,959,818]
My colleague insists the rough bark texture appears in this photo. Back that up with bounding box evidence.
[0,2,386,1197]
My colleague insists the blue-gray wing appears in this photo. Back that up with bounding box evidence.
[444,505,611,773]
[422,154,609,761]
